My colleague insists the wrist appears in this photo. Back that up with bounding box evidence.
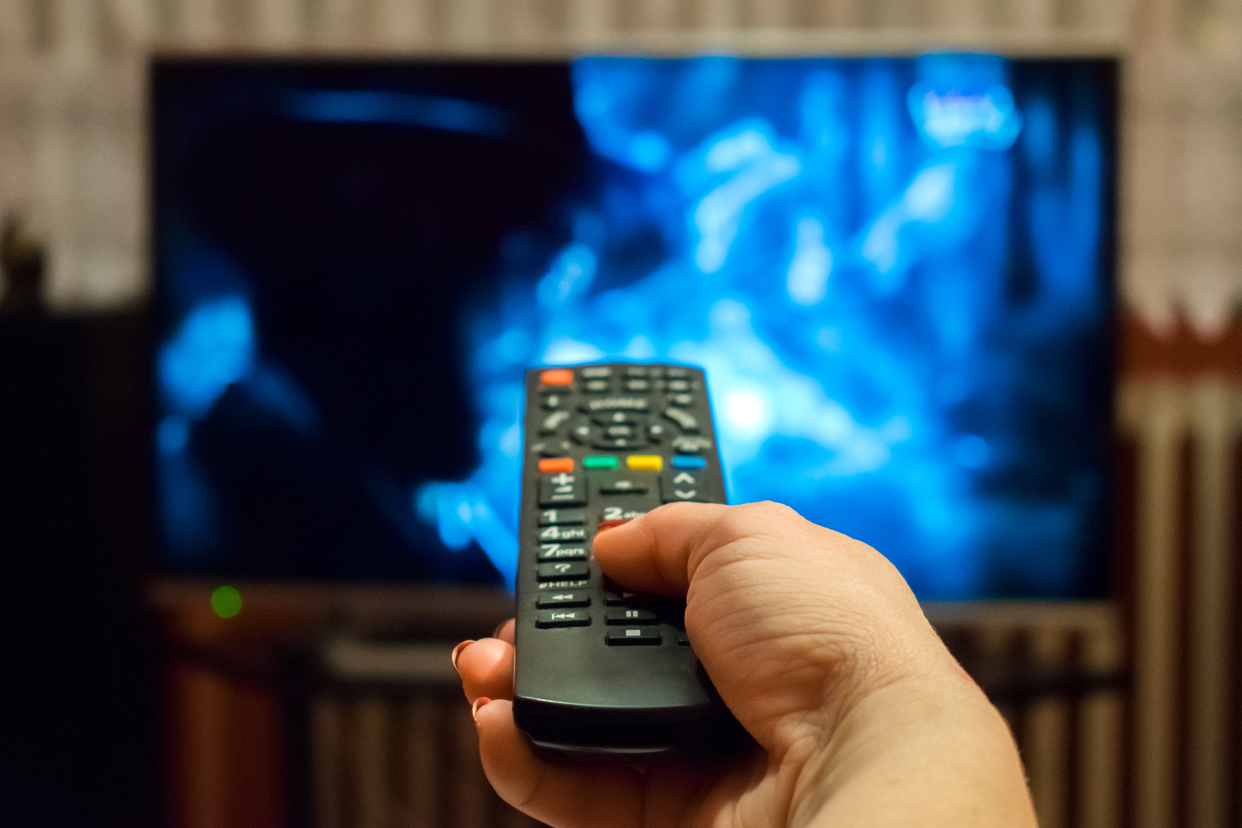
[788,669,1035,828]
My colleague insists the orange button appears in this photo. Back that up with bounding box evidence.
[540,369,574,386]
[538,458,574,473]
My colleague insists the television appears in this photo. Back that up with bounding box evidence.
[151,55,1115,598]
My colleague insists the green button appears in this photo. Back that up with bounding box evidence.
[583,455,618,469]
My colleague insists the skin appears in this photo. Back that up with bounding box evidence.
[453,501,1038,828]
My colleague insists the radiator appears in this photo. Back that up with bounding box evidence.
[306,378,1239,828]
[930,601,1126,828]
[306,638,543,828]
[308,693,541,828]
[1119,378,1242,828]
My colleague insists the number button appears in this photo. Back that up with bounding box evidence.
[539,525,587,541]
[539,508,586,526]
[537,544,587,561]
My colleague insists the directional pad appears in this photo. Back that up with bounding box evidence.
[661,469,709,502]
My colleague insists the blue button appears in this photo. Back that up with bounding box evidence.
[671,455,706,469]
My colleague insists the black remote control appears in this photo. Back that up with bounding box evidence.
[512,363,742,759]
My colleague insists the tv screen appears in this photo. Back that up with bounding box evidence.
[151,55,1115,598]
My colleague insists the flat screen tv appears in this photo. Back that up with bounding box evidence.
[151,54,1115,598]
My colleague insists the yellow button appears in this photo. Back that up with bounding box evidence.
[626,455,663,471]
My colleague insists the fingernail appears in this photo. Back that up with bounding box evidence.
[450,640,475,674]
[471,696,491,723]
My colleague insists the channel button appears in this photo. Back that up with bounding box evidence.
[661,469,709,502]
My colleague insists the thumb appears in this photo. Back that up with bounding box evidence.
[590,501,734,596]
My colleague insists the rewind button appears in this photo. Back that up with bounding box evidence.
[537,591,590,608]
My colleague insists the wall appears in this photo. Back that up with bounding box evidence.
[0,0,1238,335]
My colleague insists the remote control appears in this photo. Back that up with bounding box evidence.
[512,363,742,759]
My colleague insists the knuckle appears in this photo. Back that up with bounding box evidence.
[717,500,801,541]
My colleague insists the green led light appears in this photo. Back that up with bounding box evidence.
[211,585,243,619]
[583,455,618,469]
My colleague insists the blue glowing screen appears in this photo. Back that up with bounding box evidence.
[153,57,1114,596]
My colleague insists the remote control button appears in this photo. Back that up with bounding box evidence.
[662,470,708,502]
[541,394,567,410]
[668,393,694,408]
[532,439,573,457]
[540,411,572,434]
[671,435,713,454]
[539,473,586,507]
[584,379,611,393]
[665,367,690,378]
[538,544,587,561]
[570,422,594,443]
[626,455,663,471]
[537,591,590,608]
[605,608,659,625]
[606,628,661,645]
[582,397,649,413]
[647,422,668,441]
[675,630,691,645]
[537,561,590,581]
[580,366,612,379]
[601,505,646,522]
[601,579,639,605]
[663,408,700,432]
[539,524,587,541]
[539,508,586,526]
[605,424,636,437]
[625,379,651,392]
[592,437,647,450]
[538,579,589,590]
[591,410,642,425]
[540,369,574,386]
[625,366,648,377]
[671,455,707,469]
[582,455,618,469]
[538,458,574,473]
[536,610,590,628]
[599,477,648,495]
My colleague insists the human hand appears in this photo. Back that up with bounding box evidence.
[453,501,1036,828]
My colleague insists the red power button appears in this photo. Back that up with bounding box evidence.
[540,369,574,386]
